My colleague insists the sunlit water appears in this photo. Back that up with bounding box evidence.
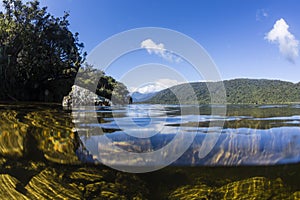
[1,103,300,199]
[75,104,300,166]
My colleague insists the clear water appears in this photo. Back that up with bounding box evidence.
[1,103,300,199]
[75,104,300,167]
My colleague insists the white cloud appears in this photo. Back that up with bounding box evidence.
[265,18,299,63]
[131,79,183,94]
[140,39,182,63]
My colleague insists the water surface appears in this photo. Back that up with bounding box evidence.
[1,103,300,199]
[75,104,300,166]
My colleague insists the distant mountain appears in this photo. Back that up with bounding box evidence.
[145,79,300,104]
[131,91,158,103]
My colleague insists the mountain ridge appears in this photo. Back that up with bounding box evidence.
[144,78,300,104]
[131,91,158,103]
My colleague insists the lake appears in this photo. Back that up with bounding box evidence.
[1,103,300,199]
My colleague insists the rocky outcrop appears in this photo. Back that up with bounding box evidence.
[168,177,291,200]
[62,85,111,109]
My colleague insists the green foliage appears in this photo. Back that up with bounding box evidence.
[75,63,104,92]
[0,0,86,102]
[147,79,300,104]
[75,63,130,104]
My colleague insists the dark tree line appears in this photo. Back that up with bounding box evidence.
[0,0,129,103]
[0,0,86,102]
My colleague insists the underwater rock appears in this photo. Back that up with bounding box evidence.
[0,174,29,200]
[114,172,149,200]
[168,177,291,200]
[290,191,300,199]
[84,181,127,200]
[168,183,216,200]
[24,110,81,164]
[0,108,82,164]
[68,167,111,183]
[0,105,96,164]
[216,177,290,200]
[66,167,148,199]
[0,158,6,166]
[25,168,82,199]
[0,111,28,158]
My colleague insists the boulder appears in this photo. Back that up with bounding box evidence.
[62,85,111,109]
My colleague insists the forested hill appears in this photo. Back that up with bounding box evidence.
[146,79,300,104]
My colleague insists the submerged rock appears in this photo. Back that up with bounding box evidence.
[0,158,6,166]
[290,191,300,199]
[0,107,82,164]
[0,174,29,200]
[68,167,111,183]
[24,110,81,164]
[68,167,148,199]
[216,177,290,200]
[168,177,291,200]
[25,168,82,199]
[0,111,28,158]
[168,183,216,200]
[0,161,149,200]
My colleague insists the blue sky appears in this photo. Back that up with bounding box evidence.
[2,0,300,92]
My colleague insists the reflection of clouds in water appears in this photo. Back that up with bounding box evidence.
[113,104,169,138]
[127,104,168,118]
[83,126,300,166]
[76,104,300,168]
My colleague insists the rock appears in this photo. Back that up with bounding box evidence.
[84,181,127,200]
[82,171,148,200]
[290,191,300,199]
[168,183,216,200]
[0,107,82,164]
[62,85,111,109]
[68,167,108,183]
[24,110,81,164]
[0,174,29,200]
[216,177,289,200]
[168,177,291,200]
[0,158,6,166]
[0,111,28,158]
[25,168,82,200]
[63,166,148,200]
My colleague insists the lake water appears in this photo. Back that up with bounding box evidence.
[1,103,300,199]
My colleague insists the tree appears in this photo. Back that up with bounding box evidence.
[75,63,104,92]
[0,0,86,102]
[76,63,130,104]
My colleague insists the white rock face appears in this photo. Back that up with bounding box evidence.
[62,85,110,108]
